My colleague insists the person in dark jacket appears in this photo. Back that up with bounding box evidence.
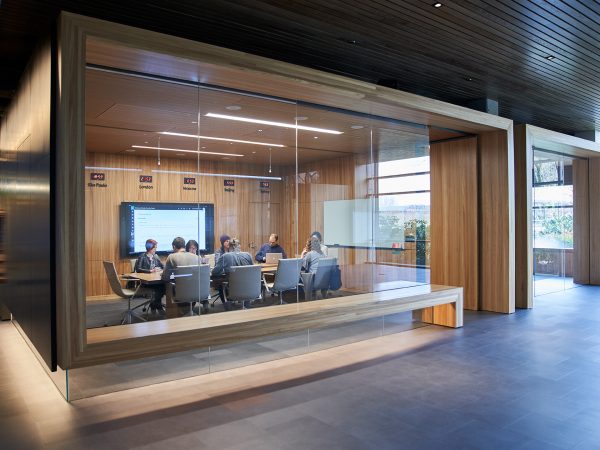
[134,239,165,312]
[255,233,287,262]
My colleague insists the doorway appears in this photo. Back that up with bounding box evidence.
[532,149,579,296]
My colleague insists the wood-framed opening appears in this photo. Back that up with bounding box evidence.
[56,12,515,369]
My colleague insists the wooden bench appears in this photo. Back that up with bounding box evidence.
[80,284,462,367]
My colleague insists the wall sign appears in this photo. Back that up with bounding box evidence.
[224,179,235,193]
[139,175,153,189]
[260,180,271,193]
[90,172,105,181]
[183,177,196,191]
[87,172,107,188]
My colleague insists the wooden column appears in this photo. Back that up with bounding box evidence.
[478,129,515,313]
[572,159,590,284]
[589,159,600,284]
[429,137,478,316]
[513,124,533,308]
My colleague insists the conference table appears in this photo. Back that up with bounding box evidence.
[124,263,280,318]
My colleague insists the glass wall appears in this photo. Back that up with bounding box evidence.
[83,52,434,331]
[532,149,577,296]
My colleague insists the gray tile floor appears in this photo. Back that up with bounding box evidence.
[2,285,600,449]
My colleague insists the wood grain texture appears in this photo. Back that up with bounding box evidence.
[589,158,600,285]
[84,153,283,296]
[573,159,590,285]
[56,12,513,368]
[513,124,533,308]
[81,284,463,367]
[73,13,512,134]
[478,129,515,314]
[57,13,102,368]
[430,137,478,311]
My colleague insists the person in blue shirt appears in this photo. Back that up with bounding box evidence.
[255,233,287,262]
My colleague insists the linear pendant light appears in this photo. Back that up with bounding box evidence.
[204,113,343,135]
[158,131,285,147]
[132,145,244,157]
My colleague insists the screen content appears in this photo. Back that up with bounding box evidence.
[120,202,214,256]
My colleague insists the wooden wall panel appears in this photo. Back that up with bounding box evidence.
[479,130,515,313]
[513,124,533,308]
[589,158,600,285]
[430,137,478,310]
[84,153,283,296]
[573,159,590,285]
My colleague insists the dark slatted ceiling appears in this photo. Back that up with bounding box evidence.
[1,0,599,135]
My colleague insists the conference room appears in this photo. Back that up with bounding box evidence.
[84,58,455,329]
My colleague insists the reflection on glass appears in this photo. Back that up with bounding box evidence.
[532,150,577,297]
[83,62,436,332]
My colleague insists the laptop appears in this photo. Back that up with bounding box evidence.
[265,252,283,264]
[202,253,216,269]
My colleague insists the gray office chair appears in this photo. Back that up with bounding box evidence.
[223,265,262,309]
[263,258,302,304]
[167,264,211,316]
[302,257,336,300]
[103,260,148,324]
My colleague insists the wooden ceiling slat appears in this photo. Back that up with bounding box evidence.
[2,0,600,133]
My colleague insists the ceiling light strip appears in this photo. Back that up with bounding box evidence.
[85,166,142,172]
[205,113,343,135]
[151,169,281,181]
[132,145,244,157]
[158,131,285,147]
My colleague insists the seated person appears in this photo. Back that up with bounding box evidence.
[310,231,328,256]
[255,233,287,263]
[214,234,231,265]
[186,239,199,255]
[134,239,164,312]
[162,237,206,314]
[301,236,324,273]
[212,238,253,309]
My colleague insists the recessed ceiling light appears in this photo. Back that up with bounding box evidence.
[158,131,285,147]
[205,113,343,135]
[294,116,308,121]
[546,55,556,60]
[201,146,206,149]
[350,125,364,129]
[252,151,256,154]
[191,121,198,124]
[144,141,149,144]
[125,149,136,152]
[258,129,263,132]
[131,145,244,157]
[313,136,319,139]
[225,105,241,110]
[433,2,443,7]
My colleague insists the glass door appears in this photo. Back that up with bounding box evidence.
[532,150,575,297]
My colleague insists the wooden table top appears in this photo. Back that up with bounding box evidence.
[125,263,279,282]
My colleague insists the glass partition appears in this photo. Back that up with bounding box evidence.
[83,51,433,332]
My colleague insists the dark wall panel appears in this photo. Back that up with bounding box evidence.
[0,40,55,370]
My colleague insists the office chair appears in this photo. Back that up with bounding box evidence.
[301,257,336,300]
[103,260,149,324]
[223,265,262,309]
[167,264,211,317]
[263,258,302,304]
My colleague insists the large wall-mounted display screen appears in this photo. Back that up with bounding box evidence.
[120,202,214,256]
